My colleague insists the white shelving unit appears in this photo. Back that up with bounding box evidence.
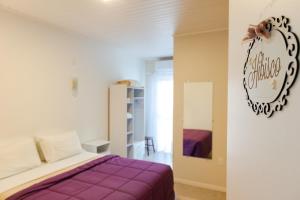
[109,85,144,158]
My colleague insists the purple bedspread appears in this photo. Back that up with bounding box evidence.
[7,155,175,200]
[183,129,212,158]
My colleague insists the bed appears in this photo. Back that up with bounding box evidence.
[1,151,175,200]
[183,129,212,158]
[0,134,175,200]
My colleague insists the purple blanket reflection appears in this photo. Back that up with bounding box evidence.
[183,129,212,158]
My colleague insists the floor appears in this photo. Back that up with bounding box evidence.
[141,151,172,167]
[136,151,225,200]
[136,152,225,200]
[132,141,173,166]
[175,183,226,200]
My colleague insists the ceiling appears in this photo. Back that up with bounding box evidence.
[0,0,228,58]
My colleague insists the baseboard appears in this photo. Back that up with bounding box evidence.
[174,177,226,193]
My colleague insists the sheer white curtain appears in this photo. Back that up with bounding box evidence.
[146,60,173,153]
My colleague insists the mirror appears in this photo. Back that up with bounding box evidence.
[183,82,213,159]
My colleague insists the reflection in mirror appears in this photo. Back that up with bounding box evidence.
[183,82,213,159]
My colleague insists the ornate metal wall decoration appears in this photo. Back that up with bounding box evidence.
[243,16,299,117]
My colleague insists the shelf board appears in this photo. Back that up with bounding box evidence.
[127,143,133,147]
[134,97,144,100]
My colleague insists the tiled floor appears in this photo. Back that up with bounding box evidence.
[175,183,226,200]
[141,151,173,166]
[133,149,173,166]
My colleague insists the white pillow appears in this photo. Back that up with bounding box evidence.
[36,131,82,163]
[35,129,65,161]
[0,137,42,179]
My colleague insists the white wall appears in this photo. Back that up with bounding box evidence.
[183,82,213,130]
[228,0,300,199]
[0,8,144,142]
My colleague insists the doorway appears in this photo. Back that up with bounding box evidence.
[143,59,174,166]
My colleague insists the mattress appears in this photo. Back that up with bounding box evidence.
[0,151,105,199]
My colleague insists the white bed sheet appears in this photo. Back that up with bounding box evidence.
[0,151,103,193]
